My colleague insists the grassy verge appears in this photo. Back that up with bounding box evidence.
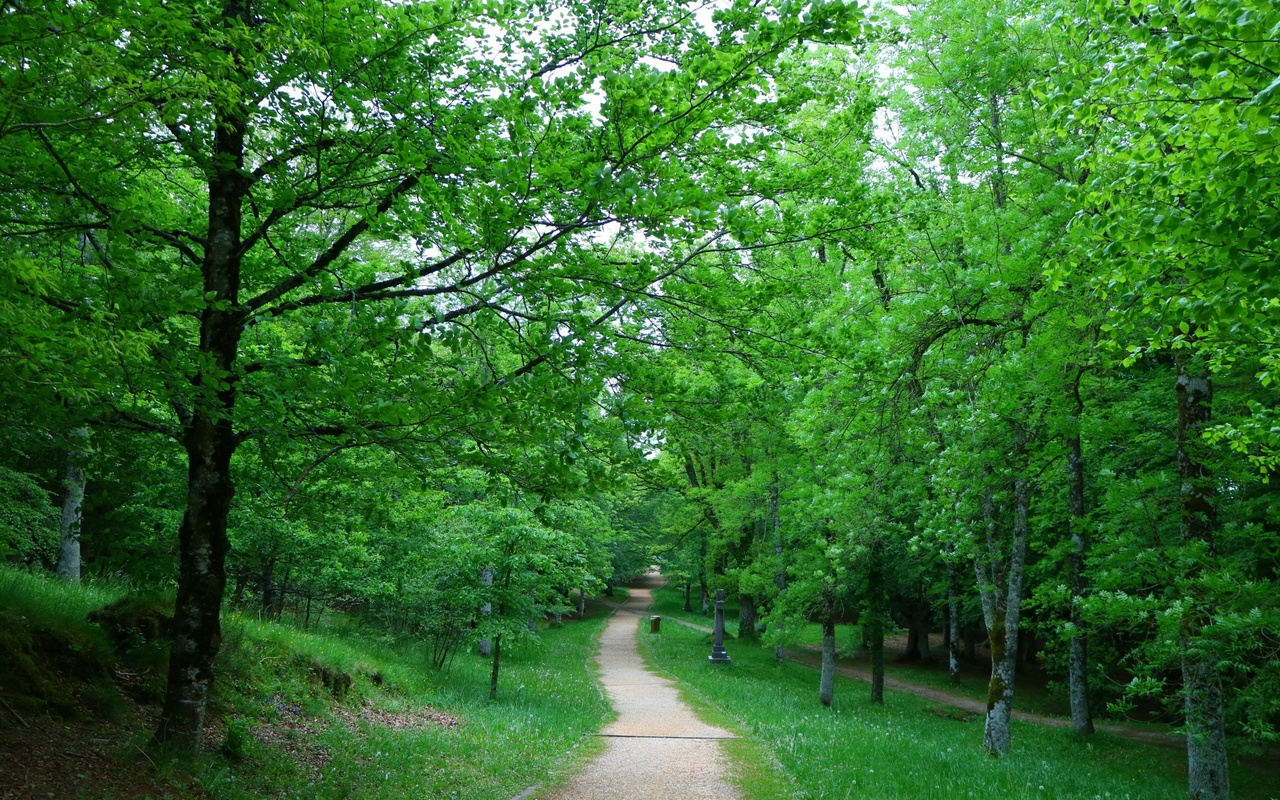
[638,618,1276,800]
[209,611,611,800]
[1,566,611,800]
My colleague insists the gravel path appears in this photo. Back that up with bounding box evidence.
[541,575,742,800]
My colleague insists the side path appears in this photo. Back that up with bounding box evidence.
[542,575,742,800]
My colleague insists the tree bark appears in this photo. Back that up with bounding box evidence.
[153,35,248,752]
[56,427,88,582]
[1176,355,1229,800]
[489,634,502,701]
[819,611,836,707]
[976,423,1030,756]
[1066,380,1094,734]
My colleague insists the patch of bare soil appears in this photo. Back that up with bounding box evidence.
[332,704,461,732]
[0,704,201,800]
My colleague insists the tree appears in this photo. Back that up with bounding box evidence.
[2,0,864,753]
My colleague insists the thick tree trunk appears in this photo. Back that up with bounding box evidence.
[153,45,248,752]
[56,427,88,582]
[155,411,240,752]
[738,594,758,641]
[1176,356,1229,800]
[819,613,836,707]
[1066,403,1094,734]
[1182,644,1230,800]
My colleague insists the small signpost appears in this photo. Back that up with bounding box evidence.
[708,588,732,664]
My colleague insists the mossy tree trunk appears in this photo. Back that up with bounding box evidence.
[1175,354,1229,800]
[154,36,248,751]
[974,421,1029,756]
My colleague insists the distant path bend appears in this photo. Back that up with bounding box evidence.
[542,573,742,800]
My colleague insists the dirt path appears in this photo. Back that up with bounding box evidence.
[541,575,742,800]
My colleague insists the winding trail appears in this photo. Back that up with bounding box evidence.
[543,574,742,800]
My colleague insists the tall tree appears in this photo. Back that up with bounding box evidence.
[2,0,864,752]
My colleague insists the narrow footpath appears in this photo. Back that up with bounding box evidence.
[543,574,742,800]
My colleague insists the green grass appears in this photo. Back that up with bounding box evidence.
[0,566,613,800]
[638,619,1278,800]
[0,566,130,624]
[648,584,1073,719]
[205,610,612,799]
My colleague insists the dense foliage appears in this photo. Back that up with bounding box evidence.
[2,0,1276,797]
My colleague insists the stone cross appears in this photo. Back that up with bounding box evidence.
[709,588,732,664]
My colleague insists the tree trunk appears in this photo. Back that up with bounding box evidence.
[153,53,248,753]
[947,558,961,684]
[56,427,88,582]
[489,634,502,701]
[684,579,693,613]
[1176,355,1229,800]
[479,565,493,656]
[819,613,836,707]
[868,535,885,704]
[1182,644,1230,800]
[774,516,786,664]
[1066,409,1094,734]
[976,423,1030,756]
[907,604,931,661]
[738,594,758,641]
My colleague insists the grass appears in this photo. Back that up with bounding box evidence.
[207,609,614,799]
[638,617,1278,800]
[0,567,130,624]
[0,565,613,799]
[648,584,1071,719]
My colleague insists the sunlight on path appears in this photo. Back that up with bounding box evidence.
[541,574,742,800]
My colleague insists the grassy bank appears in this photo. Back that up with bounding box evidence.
[637,618,1276,800]
[0,566,610,800]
